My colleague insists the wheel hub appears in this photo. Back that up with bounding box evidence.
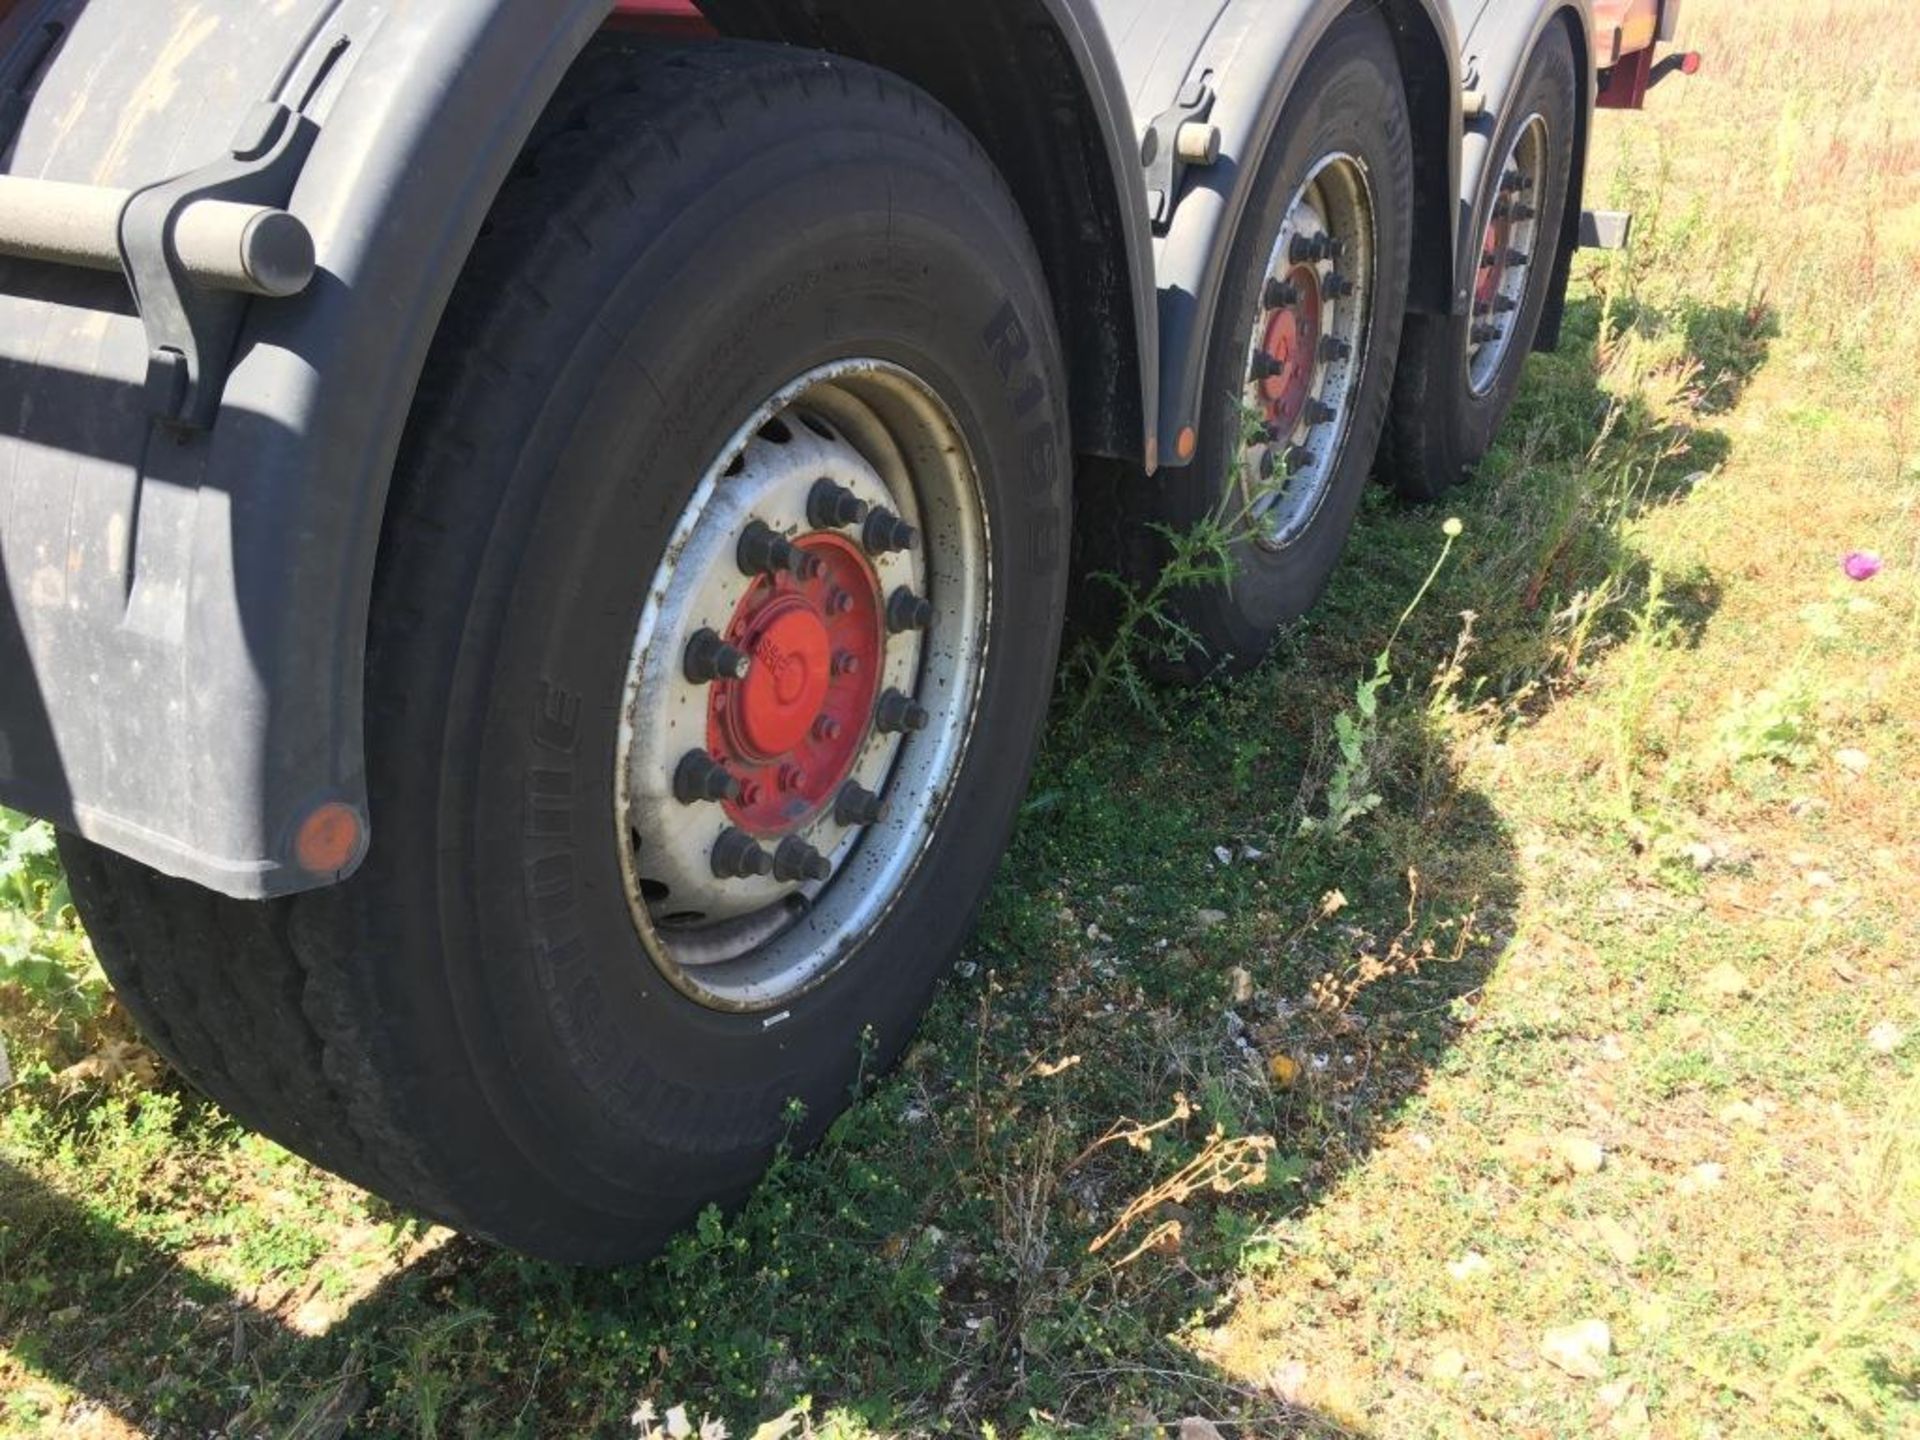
[1241,154,1376,549]
[1256,264,1324,436]
[614,363,989,1011]
[1467,113,1548,396]
[711,535,884,831]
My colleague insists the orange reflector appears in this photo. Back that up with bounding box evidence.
[294,801,365,875]
[1177,426,1198,461]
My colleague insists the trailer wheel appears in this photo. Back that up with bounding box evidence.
[61,40,1069,1264]
[1134,10,1413,678]
[1384,23,1578,501]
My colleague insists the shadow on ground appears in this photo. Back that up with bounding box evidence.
[0,294,1768,1437]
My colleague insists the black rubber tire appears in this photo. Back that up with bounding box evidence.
[1134,10,1413,680]
[1383,22,1578,502]
[60,39,1071,1264]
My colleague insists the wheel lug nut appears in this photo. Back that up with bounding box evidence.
[1249,351,1283,382]
[1286,446,1316,475]
[1305,399,1337,426]
[835,782,889,827]
[831,650,861,678]
[1319,337,1351,364]
[1493,295,1518,314]
[674,751,741,805]
[772,836,833,884]
[1505,249,1530,268]
[683,628,751,684]
[807,478,870,530]
[875,689,930,734]
[1263,277,1300,309]
[1513,203,1537,222]
[778,763,809,793]
[1470,322,1504,345]
[1323,272,1355,299]
[862,508,917,556]
[737,520,795,577]
[886,587,934,634]
[813,715,843,742]
[1256,447,1280,482]
[1289,233,1335,265]
[1500,168,1523,194]
[711,828,774,879]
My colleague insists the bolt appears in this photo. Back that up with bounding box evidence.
[813,715,843,743]
[778,763,809,793]
[875,689,930,734]
[1493,294,1518,314]
[683,628,751,684]
[1287,446,1316,475]
[1290,233,1334,264]
[737,520,795,577]
[790,549,826,581]
[711,828,774,880]
[1255,446,1279,482]
[886,587,934,634]
[1249,351,1283,382]
[831,650,861,678]
[772,836,833,884]
[1513,203,1537,222]
[1506,249,1530,268]
[674,751,742,806]
[835,782,890,827]
[1324,273,1355,299]
[1500,168,1523,194]
[738,779,763,807]
[1305,399,1337,426]
[807,478,870,530]
[1320,337,1352,364]
[1470,322,1504,345]
[825,587,854,616]
[862,508,917,555]
[1264,276,1301,309]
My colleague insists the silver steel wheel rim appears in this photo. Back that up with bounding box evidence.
[614,361,990,1013]
[1240,152,1377,550]
[1467,113,1548,396]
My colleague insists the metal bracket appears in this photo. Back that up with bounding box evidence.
[1141,74,1217,234]
[1579,209,1634,251]
[118,100,319,429]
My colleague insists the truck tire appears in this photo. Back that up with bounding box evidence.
[1135,9,1413,678]
[1384,22,1578,501]
[59,39,1071,1264]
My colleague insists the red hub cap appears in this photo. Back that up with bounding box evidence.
[709,532,883,834]
[1476,211,1513,309]
[1258,263,1324,435]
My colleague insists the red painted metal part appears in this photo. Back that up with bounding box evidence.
[1257,265,1323,437]
[1476,209,1514,308]
[606,0,716,37]
[1596,42,1657,110]
[710,533,884,837]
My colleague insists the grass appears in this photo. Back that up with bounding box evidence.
[3,0,1918,1433]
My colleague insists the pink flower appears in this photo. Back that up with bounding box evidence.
[1843,551,1883,582]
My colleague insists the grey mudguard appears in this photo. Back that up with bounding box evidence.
[0,0,612,897]
[0,0,1166,898]
[1147,0,1465,470]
